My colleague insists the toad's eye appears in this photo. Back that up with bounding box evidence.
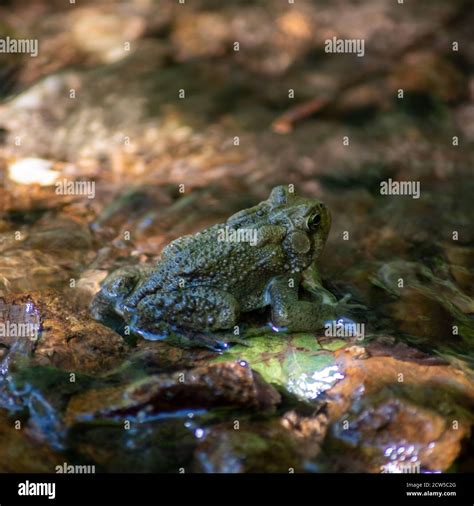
[306,213,321,231]
[256,209,264,217]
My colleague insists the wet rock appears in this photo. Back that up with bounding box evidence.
[369,261,474,354]
[34,292,127,375]
[0,295,40,351]
[130,340,215,372]
[192,405,328,473]
[65,362,281,425]
[281,409,329,461]
[128,362,281,411]
[5,366,95,450]
[0,291,127,375]
[329,392,470,473]
[193,420,306,473]
[367,339,447,366]
[328,346,474,417]
[322,346,474,472]
[0,295,40,409]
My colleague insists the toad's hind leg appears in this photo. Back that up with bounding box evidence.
[131,287,241,348]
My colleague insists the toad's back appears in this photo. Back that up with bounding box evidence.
[126,223,287,309]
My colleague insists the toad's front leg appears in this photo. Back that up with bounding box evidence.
[267,276,335,332]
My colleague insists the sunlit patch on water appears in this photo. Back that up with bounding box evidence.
[124,409,208,449]
[135,408,207,424]
[194,427,206,439]
[382,443,441,473]
[183,411,208,440]
[8,158,60,186]
[384,444,418,461]
[287,364,344,400]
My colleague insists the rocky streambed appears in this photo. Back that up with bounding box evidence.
[0,0,473,474]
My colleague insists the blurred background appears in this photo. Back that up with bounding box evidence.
[0,0,473,474]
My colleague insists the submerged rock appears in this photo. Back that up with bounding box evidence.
[193,422,305,473]
[0,411,63,472]
[68,416,197,473]
[192,405,329,473]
